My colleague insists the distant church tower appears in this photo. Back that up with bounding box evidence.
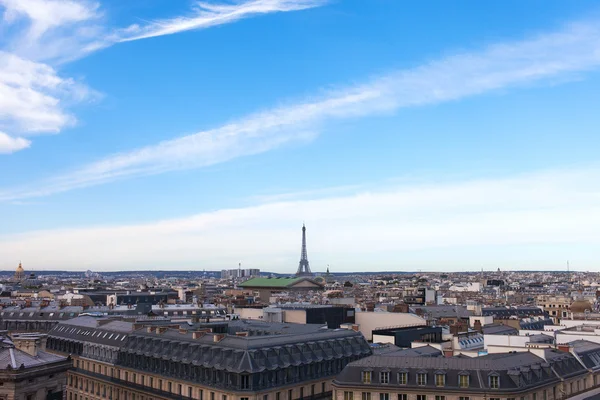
[14,262,25,281]
[296,224,313,277]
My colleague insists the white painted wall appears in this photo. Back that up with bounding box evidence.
[354,311,426,341]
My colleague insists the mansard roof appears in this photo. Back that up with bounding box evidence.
[334,350,587,393]
[49,317,134,347]
[121,324,371,373]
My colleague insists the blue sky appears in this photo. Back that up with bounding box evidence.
[1,0,600,272]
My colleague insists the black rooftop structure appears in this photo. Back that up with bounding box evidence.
[48,316,372,393]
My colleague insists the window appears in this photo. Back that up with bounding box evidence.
[435,397,445,400]
[489,375,499,389]
[276,393,281,400]
[398,395,407,400]
[149,377,153,388]
[241,375,250,389]
[459,397,470,400]
[380,372,389,384]
[417,373,427,386]
[223,395,227,400]
[265,395,269,400]
[398,372,407,385]
[533,394,537,400]
[289,390,293,400]
[178,385,182,395]
[380,395,389,400]
[188,387,193,398]
[300,388,304,399]
[210,393,215,400]
[416,396,426,400]
[344,393,354,400]
[168,382,172,393]
[362,393,371,400]
[362,371,372,384]
[459,375,469,388]
[435,374,445,387]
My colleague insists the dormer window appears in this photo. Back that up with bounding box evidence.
[459,373,470,388]
[435,373,446,387]
[417,372,427,386]
[489,374,500,389]
[398,372,408,385]
[362,371,372,384]
[380,371,390,384]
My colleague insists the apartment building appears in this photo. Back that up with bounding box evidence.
[47,316,372,400]
[332,349,598,400]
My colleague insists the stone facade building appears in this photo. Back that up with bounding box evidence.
[47,316,372,400]
[0,334,71,400]
[333,347,600,400]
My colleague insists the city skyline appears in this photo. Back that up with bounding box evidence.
[1,1,600,271]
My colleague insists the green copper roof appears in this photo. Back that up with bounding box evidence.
[239,277,303,288]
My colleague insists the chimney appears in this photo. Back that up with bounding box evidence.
[235,331,249,337]
[179,329,188,335]
[146,326,155,333]
[192,330,211,339]
[157,327,168,334]
[351,324,360,332]
[557,344,571,353]
[12,335,47,357]
[444,350,454,358]
[473,320,483,333]
[213,334,225,342]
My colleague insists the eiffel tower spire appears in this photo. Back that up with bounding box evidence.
[296,224,313,277]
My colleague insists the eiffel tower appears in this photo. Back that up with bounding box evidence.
[295,224,313,277]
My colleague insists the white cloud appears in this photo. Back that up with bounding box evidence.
[0,132,31,153]
[0,0,324,153]
[0,51,94,136]
[2,166,599,271]
[0,0,327,63]
[3,18,600,197]
[113,0,327,43]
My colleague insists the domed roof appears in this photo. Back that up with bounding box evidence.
[15,262,24,273]
[570,300,593,314]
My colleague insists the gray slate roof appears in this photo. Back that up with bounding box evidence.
[0,337,67,370]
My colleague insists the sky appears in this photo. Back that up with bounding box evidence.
[1,0,600,273]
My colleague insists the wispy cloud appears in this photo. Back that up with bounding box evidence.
[3,19,600,199]
[2,166,599,271]
[1,0,327,63]
[0,0,325,153]
[112,0,327,43]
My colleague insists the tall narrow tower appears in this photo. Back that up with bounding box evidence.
[296,224,313,277]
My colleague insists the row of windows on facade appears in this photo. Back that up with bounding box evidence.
[118,353,356,389]
[360,372,496,389]
[345,393,556,400]
[345,394,509,400]
[344,380,598,400]
[69,375,327,400]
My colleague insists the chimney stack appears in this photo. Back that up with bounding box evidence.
[11,334,47,357]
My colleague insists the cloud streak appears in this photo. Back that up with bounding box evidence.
[3,18,600,199]
[2,165,599,270]
[113,0,327,43]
